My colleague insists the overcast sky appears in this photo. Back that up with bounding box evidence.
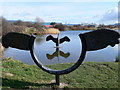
[0,1,119,24]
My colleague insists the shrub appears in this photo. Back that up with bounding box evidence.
[115,57,120,62]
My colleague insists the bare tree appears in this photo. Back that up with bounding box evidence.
[33,17,45,31]
[35,17,44,25]
[2,17,14,35]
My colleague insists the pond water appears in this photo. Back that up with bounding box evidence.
[3,30,119,66]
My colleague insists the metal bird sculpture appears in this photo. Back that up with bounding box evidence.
[46,34,70,47]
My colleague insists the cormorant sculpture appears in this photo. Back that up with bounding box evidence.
[46,34,70,47]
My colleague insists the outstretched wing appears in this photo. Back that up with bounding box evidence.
[60,36,70,44]
[46,35,58,44]
[2,32,35,50]
[80,29,120,51]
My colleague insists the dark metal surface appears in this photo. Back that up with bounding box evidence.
[83,29,120,51]
[55,75,60,85]
[2,32,35,50]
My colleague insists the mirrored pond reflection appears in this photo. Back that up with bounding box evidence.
[3,30,119,69]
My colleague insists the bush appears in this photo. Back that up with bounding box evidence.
[54,23,68,31]
[115,57,120,62]
[25,27,36,34]
[2,17,14,35]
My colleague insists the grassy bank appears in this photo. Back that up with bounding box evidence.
[2,57,118,89]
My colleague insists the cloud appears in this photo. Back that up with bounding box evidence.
[99,7,118,24]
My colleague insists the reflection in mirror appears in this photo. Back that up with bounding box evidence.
[46,48,70,60]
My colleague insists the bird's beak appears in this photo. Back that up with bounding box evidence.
[110,43,116,47]
[110,39,120,47]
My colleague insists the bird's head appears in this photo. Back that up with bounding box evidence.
[109,31,120,47]
[64,36,70,42]
[46,35,53,41]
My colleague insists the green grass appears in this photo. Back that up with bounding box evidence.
[2,57,118,89]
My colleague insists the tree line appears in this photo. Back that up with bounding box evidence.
[1,17,46,35]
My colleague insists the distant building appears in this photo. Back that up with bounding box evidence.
[44,25,53,28]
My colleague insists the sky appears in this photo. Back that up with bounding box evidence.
[0,1,119,24]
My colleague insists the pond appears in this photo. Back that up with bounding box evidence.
[3,30,119,66]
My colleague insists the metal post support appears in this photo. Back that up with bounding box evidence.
[55,75,60,85]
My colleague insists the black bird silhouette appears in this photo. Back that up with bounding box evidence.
[46,35,70,46]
